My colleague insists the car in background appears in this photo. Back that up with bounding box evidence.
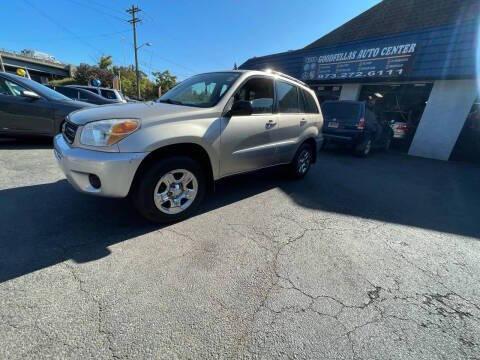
[322,100,393,157]
[382,111,413,139]
[48,85,120,105]
[0,72,92,137]
[66,85,126,103]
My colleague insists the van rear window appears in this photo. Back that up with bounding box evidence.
[322,102,361,119]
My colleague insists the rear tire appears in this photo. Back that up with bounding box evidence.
[131,156,206,223]
[289,142,314,179]
[354,137,372,157]
[384,135,392,151]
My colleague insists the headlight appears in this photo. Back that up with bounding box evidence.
[80,119,140,147]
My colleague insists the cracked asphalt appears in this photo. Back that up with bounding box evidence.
[1,137,480,359]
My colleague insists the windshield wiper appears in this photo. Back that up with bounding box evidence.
[159,98,184,105]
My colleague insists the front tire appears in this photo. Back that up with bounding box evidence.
[132,156,206,223]
[289,142,314,179]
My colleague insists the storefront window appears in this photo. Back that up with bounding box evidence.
[315,85,342,104]
[450,100,480,164]
[359,83,433,152]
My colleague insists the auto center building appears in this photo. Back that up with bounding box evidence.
[240,0,480,163]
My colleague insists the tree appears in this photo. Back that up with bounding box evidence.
[152,70,177,96]
[65,55,176,101]
[74,63,113,88]
[98,55,113,70]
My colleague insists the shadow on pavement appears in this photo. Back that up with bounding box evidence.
[0,136,53,150]
[1,150,479,283]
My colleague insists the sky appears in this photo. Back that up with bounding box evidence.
[1,0,381,80]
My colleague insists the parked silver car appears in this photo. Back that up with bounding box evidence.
[54,70,323,222]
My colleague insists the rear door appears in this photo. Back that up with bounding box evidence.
[0,77,55,135]
[273,80,304,163]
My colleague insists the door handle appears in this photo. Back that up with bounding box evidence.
[265,120,277,129]
[300,119,307,126]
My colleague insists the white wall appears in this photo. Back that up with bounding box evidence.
[339,84,362,100]
[409,80,477,160]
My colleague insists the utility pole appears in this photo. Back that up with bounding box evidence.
[127,5,141,99]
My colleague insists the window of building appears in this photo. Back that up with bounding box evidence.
[315,85,342,104]
[276,81,300,113]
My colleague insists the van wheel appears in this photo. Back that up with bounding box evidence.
[132,156,206,223]
[354,137,372,157]
[289,142,313,179]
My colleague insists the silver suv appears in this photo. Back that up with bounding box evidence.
[54,70,323,222]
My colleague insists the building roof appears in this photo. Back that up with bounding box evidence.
[305,0,480,49]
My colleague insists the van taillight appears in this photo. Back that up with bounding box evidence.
[357,118,366,130]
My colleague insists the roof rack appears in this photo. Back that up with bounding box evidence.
[263,69,308,87]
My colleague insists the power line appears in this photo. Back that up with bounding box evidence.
[41,29,131,42]
[24,0,103,56]
[69,0,129,23]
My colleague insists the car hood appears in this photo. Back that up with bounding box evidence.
[68,101,213,126]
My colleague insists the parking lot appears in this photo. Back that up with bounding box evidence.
[1,138,479,359]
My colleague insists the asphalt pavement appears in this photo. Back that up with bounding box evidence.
[1,137,479,359]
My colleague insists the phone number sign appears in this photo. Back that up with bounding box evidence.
[301,43,417,81]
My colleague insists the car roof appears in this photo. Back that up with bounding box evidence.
[195,69,313,92]
[67,85,118,91]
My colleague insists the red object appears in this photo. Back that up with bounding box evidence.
[357,118,366,130]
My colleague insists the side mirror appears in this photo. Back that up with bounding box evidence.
[22,90,41,99]
[229,100,253,117]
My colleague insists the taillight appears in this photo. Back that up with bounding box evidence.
[397,124,409,130]
[357,118,366,130]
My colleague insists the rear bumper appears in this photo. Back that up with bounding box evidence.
[53,134,147,198]
[323,130,364,144]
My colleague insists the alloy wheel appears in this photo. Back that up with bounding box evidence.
[153,169,198,214]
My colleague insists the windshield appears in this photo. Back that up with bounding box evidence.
[19,77,72,101]
[322,102,361,119]
[159,72,240,108]
[16,77,73,101]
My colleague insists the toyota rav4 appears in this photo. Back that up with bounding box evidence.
[54,70,323,223]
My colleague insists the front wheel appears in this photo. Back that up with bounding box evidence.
[289,143,314,179]
[132,156,206,223]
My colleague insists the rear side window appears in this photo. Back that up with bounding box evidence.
[101,89,117,99]
[235,77,274,114]
[276,81,300,113]
[322,102,361,119]
[82,87,99,95]
[301,90,319,114]
[56,87,79,99]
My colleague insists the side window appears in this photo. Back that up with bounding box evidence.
[0,79,12,95]
[83,88,99,95]
[234,77,274,114]
[101,89,117,99]
[276,81,300,113]
[57,87,78,99]
[79,90,94,102]
[0,79,29,97]
[302,90,320,114]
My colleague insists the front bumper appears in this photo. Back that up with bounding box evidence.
[54,134,147,198]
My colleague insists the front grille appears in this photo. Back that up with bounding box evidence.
[63,121,78,144]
